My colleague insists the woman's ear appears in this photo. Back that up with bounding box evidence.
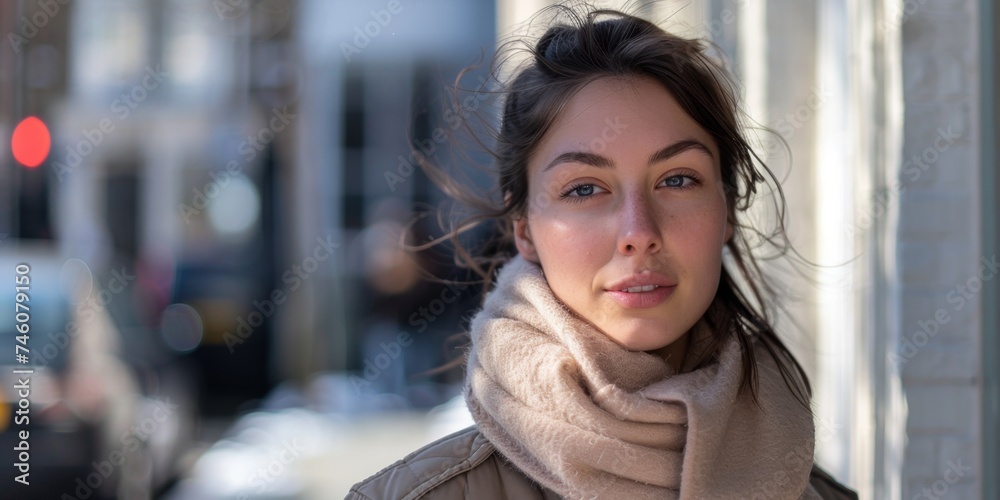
[514,216,540,263]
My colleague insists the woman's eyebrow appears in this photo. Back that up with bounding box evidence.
[543,139,714,172]
[647,139,715,165]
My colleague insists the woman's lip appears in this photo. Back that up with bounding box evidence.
[605,285,676,308]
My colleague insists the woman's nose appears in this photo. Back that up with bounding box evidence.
[617,193,662,256]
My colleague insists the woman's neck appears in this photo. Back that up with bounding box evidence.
[650,331,690,372]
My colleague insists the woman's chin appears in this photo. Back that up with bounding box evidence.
[602,323,686,353]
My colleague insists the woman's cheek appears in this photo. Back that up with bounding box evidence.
[539,218,583,256]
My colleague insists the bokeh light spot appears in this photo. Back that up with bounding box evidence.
[60,258,94,305]
[12,116,51,168]
[207,175,261,237]
[160,303,205,353]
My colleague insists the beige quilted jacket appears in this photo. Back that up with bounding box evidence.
[346,426,858,500]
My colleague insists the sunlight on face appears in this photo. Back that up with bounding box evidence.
[514,76,732,365]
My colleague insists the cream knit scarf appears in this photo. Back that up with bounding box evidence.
[464,255,821,499]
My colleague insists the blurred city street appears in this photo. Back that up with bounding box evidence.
[165,392,474,499]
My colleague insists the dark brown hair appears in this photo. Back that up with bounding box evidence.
[411,4,810,407]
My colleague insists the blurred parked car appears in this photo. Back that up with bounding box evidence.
[0,245,195,499]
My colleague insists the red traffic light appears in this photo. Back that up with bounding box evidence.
[11,116,51,168]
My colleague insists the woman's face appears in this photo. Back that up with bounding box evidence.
[514,76,731,361]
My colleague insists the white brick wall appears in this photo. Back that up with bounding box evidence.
[897,0,983,498]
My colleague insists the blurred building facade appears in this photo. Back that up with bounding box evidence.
[293,0,495,401]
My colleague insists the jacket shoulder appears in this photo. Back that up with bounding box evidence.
[345,425,497,500]
[809,465,859,500]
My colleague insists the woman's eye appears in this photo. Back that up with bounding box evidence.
[661,175,697,189]
[561,183,604,199]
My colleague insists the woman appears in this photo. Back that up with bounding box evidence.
[347,6,858,500]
